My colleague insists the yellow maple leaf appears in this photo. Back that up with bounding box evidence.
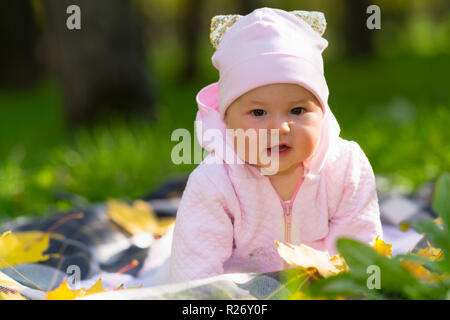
[85,278,106,295]
[0,231,52,268]
[1,230,11,239]
[417,242,444,261]
[288,291,328,300]
[400,260,442,283]
[398,240,447,283]
[106,199,175,237]
[112,283,143,291]
[372,237,392,258]
[114,284,125,291]
[46,278,108,300]
[330,254,349,273]
[399,222,411,232]
[0,270,29,299]
[275,241,347,278]
[45,279,87,300]
[0,291,27,300]
[45,277,143,300]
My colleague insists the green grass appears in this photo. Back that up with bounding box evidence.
[0,51,449,220]
[325,54,450,191]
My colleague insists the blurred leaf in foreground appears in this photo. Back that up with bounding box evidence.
[372,237,392,258]
[0,231,52,268]
[45,277,142,300]
[106,199,174,237]
[275,240,347,278]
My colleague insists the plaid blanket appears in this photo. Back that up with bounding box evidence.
[0,175,436,299]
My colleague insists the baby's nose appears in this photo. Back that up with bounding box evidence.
[271,119,291,134]
[280,121,291,132]
[267,121,291,142]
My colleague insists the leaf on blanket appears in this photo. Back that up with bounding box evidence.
[399,260,442,283]
[1,230,11,239]
[398,241,446,283]
[275,241,347,278]
[85,278,107,295]
[45,277,143,300]
[0,231,52,268]
[417,242,444,261]
[46,278,106,300]
[372,237,392,258]
[106,199,175,237]
[113,283,143,291]
[45,279,87,300]
[0,291,27,300]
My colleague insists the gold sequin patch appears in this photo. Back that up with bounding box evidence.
[210,10,327,49]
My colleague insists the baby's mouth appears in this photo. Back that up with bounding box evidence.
[266,143,291,155]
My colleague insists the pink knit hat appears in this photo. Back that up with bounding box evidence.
[211,7,329,120]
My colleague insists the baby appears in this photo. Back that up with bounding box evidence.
[169,8,382,283]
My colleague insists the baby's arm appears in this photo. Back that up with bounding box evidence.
[169,166,234,283]
[324,141,383,256]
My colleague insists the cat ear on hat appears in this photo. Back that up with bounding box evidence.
[209,10,327,50]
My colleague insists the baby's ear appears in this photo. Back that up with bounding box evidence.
[290,10,327,36]
[209,10,327,50]
[210,14,242,50]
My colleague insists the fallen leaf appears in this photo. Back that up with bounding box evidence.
[106,199,175,237]
[372,237,392,258]
[0,231,52,268]
[417,242,444,261]
[45,279,86,300]
[114,284,125,291]
[399,222,411,232]
[275,241,346,278]
[113,283,143,291]
[330,254,349,273]
[0,291,27,300]
[0,279,20,287]
[400,260,441,283]
[288,291,327,300]
[1,230,11,239]
[45,277,143,300]
[85,278,106,295]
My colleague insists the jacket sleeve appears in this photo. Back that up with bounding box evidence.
[324,141,383,256]
[169,167,234,284]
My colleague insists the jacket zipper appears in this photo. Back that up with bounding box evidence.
[282,203,292,244]
[278,176,303,244]
[270,176,304,268]
[282,203,292,269]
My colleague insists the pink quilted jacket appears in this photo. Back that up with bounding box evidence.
[169,82,383,284]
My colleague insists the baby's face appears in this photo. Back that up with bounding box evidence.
[224,83,324,175]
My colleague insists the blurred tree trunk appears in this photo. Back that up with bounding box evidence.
[0,0,42,87]
[177,0,204,82]
[343,0,375,57]
[41,0,156,127]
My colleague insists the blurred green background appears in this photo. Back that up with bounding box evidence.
[0,0,449,221]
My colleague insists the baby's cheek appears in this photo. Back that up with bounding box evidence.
[231,133,260,165]
[296,126,321,158]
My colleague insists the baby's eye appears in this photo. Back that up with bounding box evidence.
[291,107,306,115]
[250,109,266,117]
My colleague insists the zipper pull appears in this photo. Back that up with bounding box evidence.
[283,204,292,222]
